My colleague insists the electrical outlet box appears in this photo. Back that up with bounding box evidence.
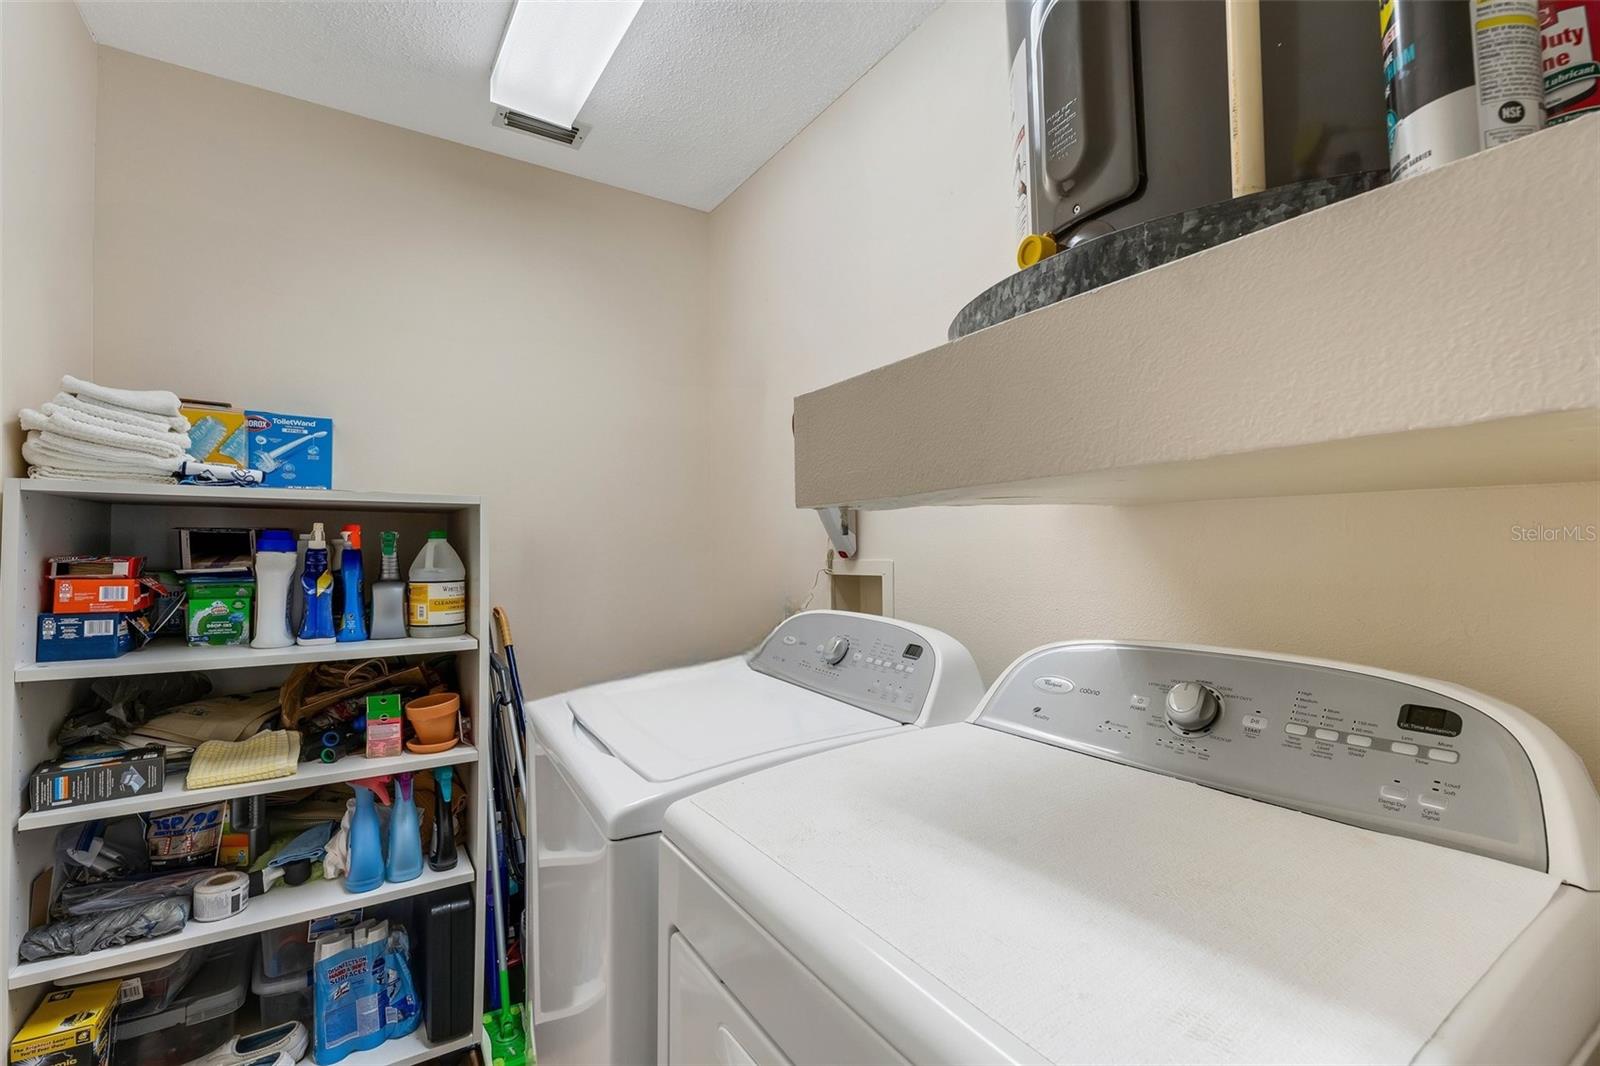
[828,558,894,617]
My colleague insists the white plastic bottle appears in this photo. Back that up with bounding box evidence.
[250,528,298,649]
[408,531,466,638]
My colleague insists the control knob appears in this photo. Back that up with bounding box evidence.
[1166,681,1222,733]
[820,635,850,666]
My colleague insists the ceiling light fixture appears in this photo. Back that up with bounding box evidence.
[491,0,642,133]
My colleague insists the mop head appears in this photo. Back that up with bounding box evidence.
[483,1004,529,1066]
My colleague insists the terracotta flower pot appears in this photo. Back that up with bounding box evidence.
[405,692,460,751]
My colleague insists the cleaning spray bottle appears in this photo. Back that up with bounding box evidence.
[386,772,423,883]
[428,766,458,872]
[347,777,390,894]
[369,531,407,640]
[297,522,336,645]
[336,524,368,642]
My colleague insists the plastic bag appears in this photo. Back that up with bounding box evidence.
[19,897,188,961]
[51,867,220,918]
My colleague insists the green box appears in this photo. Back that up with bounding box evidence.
[185,580,254,646]
[366,693,403,757]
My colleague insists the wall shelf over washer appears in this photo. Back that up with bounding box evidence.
[793,119,1599,510]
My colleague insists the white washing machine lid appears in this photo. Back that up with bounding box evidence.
[667,724,1565,1065]
[566,659,893,783]
[530,656,901,839]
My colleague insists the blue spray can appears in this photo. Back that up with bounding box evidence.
[296,522,336,645]
[336,524,368,642]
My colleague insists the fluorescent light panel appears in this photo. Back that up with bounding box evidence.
[491,0,642,130]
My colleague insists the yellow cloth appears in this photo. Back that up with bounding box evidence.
[186,729,300,790]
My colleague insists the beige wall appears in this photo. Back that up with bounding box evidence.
[705,1,1600,776]
[1,0,98,479]
[93,49,721,694]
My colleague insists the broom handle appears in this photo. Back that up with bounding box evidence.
[1225,0,1266,196]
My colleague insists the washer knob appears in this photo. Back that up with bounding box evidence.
[821,635,851,666]
[1166,682,1222,732]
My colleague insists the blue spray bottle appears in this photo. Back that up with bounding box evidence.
[386,772,423,883]
[336,524,368,642]
[297,522,336,645]
[346,777,389,893]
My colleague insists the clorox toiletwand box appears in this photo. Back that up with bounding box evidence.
[245,411,334,489]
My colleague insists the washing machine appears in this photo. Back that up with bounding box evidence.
[527,609,984,1066]
[659,641,1600,1065]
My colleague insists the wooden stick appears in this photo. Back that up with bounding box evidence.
[1225,0,1267,196]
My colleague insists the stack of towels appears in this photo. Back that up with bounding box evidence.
[21,376,190,483]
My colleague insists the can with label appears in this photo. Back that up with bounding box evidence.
[1541,0,1600,123]
[1383,0,1545,181]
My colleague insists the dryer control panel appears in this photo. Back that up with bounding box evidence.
[750,613,936,725]
[976,643,1548,871]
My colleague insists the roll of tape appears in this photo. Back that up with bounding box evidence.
[192,870,249,922]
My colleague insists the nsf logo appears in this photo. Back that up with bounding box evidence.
[1498,101,1526,123]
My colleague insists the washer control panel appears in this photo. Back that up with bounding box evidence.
[750,613,936,725]
[977,644,1547,870]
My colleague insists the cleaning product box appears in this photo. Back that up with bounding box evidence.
[366,693,403,757]
[10,980,120,1066]
[51,575,158,614]
[245,410,334,489]
[37,613,134,662]
[47,555,142,578]
[180,405,249,468]
[29,746,166,813]
[185,579,254,646]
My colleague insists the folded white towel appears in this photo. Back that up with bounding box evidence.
[21,407,188,458]
[37,401,191,451]
[27,465,177,484]
[22,430,185,471]
[62,375,182,418]
[51,392,190,434]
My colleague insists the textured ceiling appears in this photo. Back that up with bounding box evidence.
[77,0,940,211]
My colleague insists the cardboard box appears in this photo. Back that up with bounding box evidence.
[180,406,248,468]
[366,693,403,757]
[10,980,120,1065]
[46,555,142,579]
[245,410,334,489]
[36,614,134,662]
[51,576,157,614]
[30,746,165,813]
[185,580,254,646]
[178,528,255,574]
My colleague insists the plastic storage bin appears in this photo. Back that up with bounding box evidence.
[253,954,312,1028]
[113,940,252,1066]
[56,947,200,1022]
[259,922,312,978]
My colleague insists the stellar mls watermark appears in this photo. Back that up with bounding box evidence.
[1509,523,1597,543]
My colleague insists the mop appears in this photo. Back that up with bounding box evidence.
[484,605,531,1066]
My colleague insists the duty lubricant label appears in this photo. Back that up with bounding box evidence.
[1010,41,1032,242]
[409,580,465,627]
[1383,0,1480,179]
[1542,0,1600,123]
[1471,0,1544,145]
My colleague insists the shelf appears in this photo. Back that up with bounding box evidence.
[18,744,479,831]
[12,478,480,511]
[335,1029,480,1066]
[793,119,1600,509]
[15,634,477,682]
[9,851,475,988]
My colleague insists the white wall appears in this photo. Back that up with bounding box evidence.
[0,0,97,479]
[92,49,723,694]
[705,1,1600,776]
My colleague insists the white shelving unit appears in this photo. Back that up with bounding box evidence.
[0,479,491,1058]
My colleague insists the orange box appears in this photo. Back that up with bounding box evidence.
[52,577,154,613]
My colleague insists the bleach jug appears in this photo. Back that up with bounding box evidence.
[407,531,466,638]
[250,528,297,649]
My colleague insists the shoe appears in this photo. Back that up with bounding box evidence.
[184,1021,308,1065]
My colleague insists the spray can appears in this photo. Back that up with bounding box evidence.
[1541,1,1600,124]
[1383,0,1545,181]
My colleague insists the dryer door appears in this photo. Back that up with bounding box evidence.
[667,933,790,1066]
